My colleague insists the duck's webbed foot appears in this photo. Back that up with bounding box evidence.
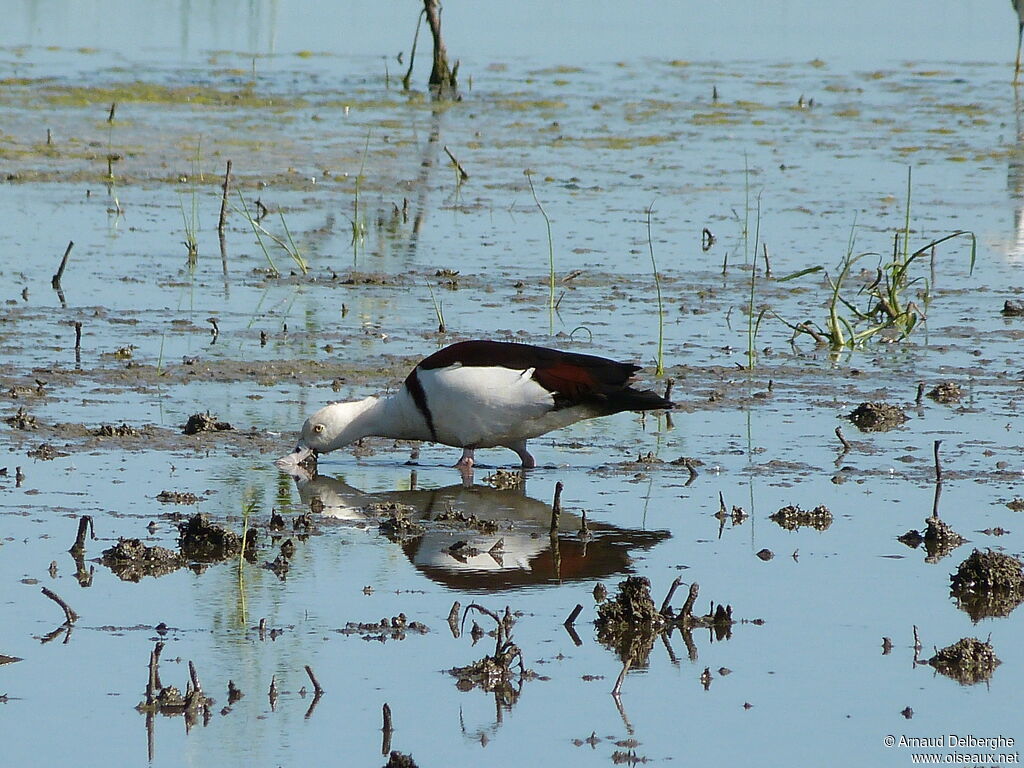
[508,440,536,469]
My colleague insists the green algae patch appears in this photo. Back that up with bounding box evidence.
[491,97,568,113]
[691,111,742,126]
[26,81,309,110]
[569,134,674,150]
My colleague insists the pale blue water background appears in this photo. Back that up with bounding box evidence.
[2,2,1024,767]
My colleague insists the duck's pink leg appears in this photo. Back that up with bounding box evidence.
[454,447,475,469]
[508,440,536,468]
[454,447,475,486]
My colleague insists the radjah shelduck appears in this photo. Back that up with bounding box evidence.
[277,340,672,476]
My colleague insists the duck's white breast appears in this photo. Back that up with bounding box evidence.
[417,364,566,447]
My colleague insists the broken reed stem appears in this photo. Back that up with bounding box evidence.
[304,664,324,695]
[933,439,943,483]
[646,202,665,376]
[69,514,94,554]
[188,660,203,693]
[218,160,232,234]
[74,321,82,350]
[41,587,78,625]
[660,576,685,615]
[680,582,700,618]
[915,382,925,405]
[381,702,394,754]
[51,241,74,289]
[443,145,469,181]
[524,169,556,333]
[423,0,455,94]
[611,657,632,697]
[447,601,461,634]
[762,242,772,278]
[550,481,563,534]
[835,426,851,452]
[564,604,583,627]
[402,9,424,90]
[146,642,163,706]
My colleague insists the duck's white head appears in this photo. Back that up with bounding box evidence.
[276,397,379,469]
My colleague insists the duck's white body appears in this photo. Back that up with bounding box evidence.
[277,340,672,472]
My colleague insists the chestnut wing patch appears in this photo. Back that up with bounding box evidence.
[532,360,636,409]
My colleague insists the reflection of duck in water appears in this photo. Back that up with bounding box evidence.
[291,471,670,592]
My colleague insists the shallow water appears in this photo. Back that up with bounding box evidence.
[3,3,1024,767]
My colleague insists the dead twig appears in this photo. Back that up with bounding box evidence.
[679,582,699,618]
[51,241,74,289]
[304,664,324,696]
[443,145,469,181]
[611,657,632,697]
[41,587,78,625]
[550,481,563,534]
[424,0,456,96]
[382,703,394,754]
[69,515,95,555]
[218,160,232,234]
[401,9,425,91]
[660,576,685,615]
[835,426,851,453]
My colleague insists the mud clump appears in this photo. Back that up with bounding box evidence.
[847,402,907,432]
[899,516,966,563]
[378,506,425,538]
[595,576,665,666]
[5,407,36,430]
[928,637,1000,685]
[950,549,1024,620]
[434,508,499,534]
[1001,299,1024,316]
[952,549,1024,591]
[178,513,256,562]
[27,443,70,460]
[927,382,963,404]
[770,504,833,531]
[596,577,664,629]
[482,469,524,490]
[182,412,233,435]
[450,604,532,708]
[156,490,202,504]
[384,751,419,768]
[92,423,141,437]
[102,538,185,581]
[335,614,429,641]
[137,641,212,724]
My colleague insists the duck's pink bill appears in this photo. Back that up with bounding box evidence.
[275,446,314,471]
